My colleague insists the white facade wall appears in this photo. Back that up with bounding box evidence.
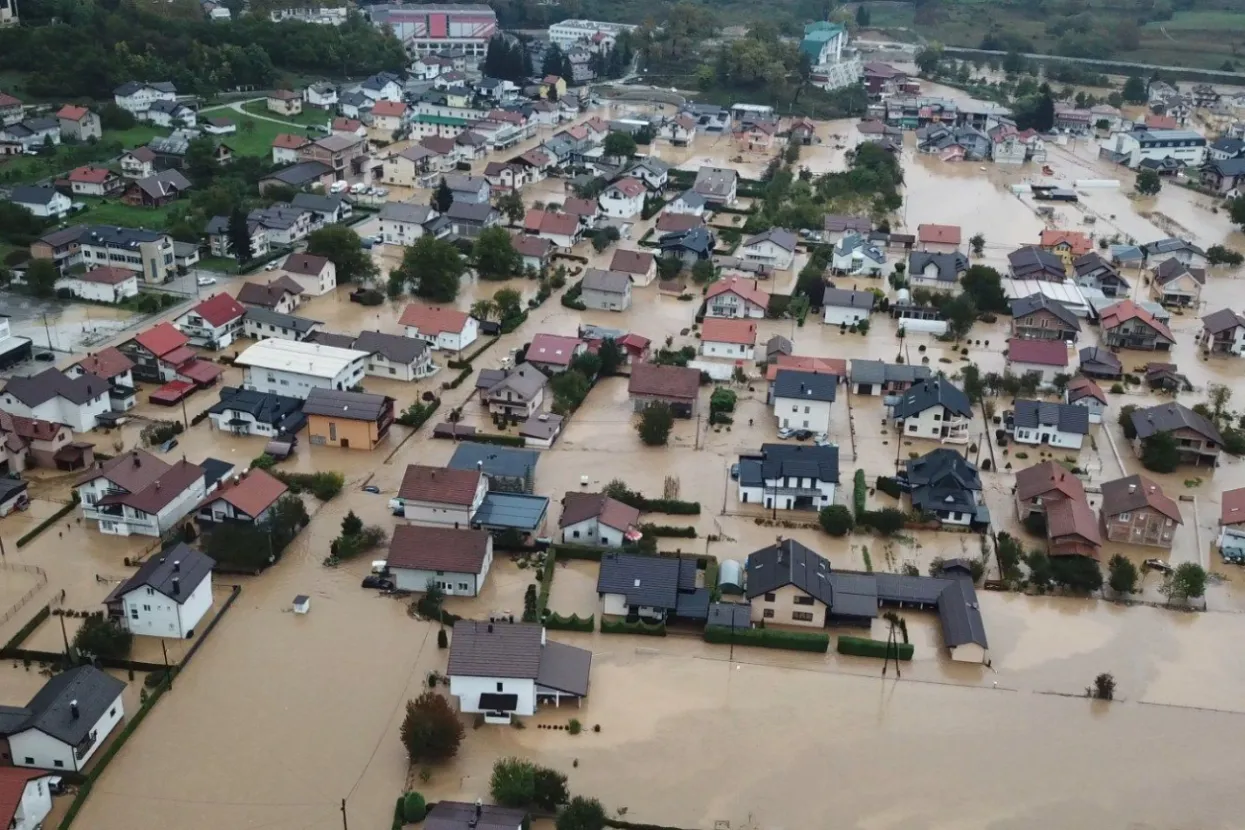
[283,264,336,296]
[208,409,275,436]
[598,189,642,218]
[401,478,486,528]
[450,675,536,717]
[700,340,755,361]
[16,192,71,218]
[119,573,212,638]
[242,360,366,399]
[1006,360,1062,385]
[737,478,836,510]
[12,776,53,830]
[10,695,124,772]
[601,593,665,620]
[581,286,631,312]
[241,317,317,342]
[365,351,432,382]
[823,305,872,326]
[380,218,424,246]
[561,517,626,547]
[54,275,139,303]
[705,294,765,319]
[1012,425,1084,450]
[405,317,478,351]
[1069,396,1106,424]
[115,87,175,116]
[391,547,492,595]
[741,240,795,270]
[773,396,832,433]
[895,405,971,443]
[0,390,108,433]
[81,476,206,537]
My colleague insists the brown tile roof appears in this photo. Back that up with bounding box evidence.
[527,333,583,367]
[562,197,597,217]
[273,133,311,150]
[387,525,490,573]
[609,248,653,276]
[1015,461,1087,503]
[399,303,470,334]
[398,464,481,506]
[200,469,288,518]
[371,100,407,117]
[190,293,246,327]
[512,234,551,258]
[57,105,90,122]
[1039,230,1093,256]
[132,323,189,358]
[1046,496,1101,555]
[656,213,704,233]
[559,492,640,531]
[1221,487,1245,527]
[331,118,362,133]
[0,413,64,442]
[282,253,330,277]
[1100,474,1181,523]
[79,266,134,285]
[1007,337,1068,367]
[1099,300,1174,343]
[607,178,645,198]
[764,355,847,380]
[1066,375,1106,405]
[700,318,757,345]
[74,347,133,380]
[237,281,297,308]
[68,165,113,184]
[706,277,769,308]
[628,362,699,401]
[126,146,156,163]
[96,459,204,515]
[917,223,962,245]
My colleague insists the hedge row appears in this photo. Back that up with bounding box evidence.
[3,605,49,650]
[853,469,867,518]
[550,543,611,561]
[634,498,701,515]
[600,618,667,636]
[464,432,526,448]
[836,635,913,661]
[542,611,595,632]
[703,625,829,653]
[447,336,500,368]
[639,523,697,538]
[16,501,77,548]
[441,366,473,390]
[396,398,440,429]
[536,551,557,615]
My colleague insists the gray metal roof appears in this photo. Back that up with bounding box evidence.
[534,640,592,695]
[472,492,549,532]
[449,443,539,480]
[706,602,751,629]
[446,200,496,223]
[1008,246,1066,278]
[772,369,837,403]
[1010,293,1081,330]
[890,377,972,420]
[937,576,988,648]
[379,202,433,224]
[582,268,632,295]
[743,227,798,252]
[908,251,968,282]
[447,620,543,679]
[2,666,125,745]
[3,367,108,407]
[302,387,392,421]
[1130,402,1223,443]
[425,802,530,830]
[850,359,931,385]
[9,185,60,206]
[484,363,547,403]
[353,330,428,365]
[737,444,839,488]
[1012,399,1089,435]
[821,287,876,310]
[243,307,321,334]
[1142,237,1204,257]
[1078,346,1121,374]
[596,552,681,610]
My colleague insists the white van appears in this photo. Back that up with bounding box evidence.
[350,182,367,195]
[329,180,348,194]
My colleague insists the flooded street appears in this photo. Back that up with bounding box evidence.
[4,86,1245,830]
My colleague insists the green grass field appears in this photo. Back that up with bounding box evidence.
[72,197,175,230]
[239,100,332,129]
[0,125,164,186]
[1143,10,1245,30]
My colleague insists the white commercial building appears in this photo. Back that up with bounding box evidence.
[234,339,369,399]
[1103,128,1207,169]
[549,18,636,50]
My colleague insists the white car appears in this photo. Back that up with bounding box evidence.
[196,276,216,286]
[777,426,795,439]
[264,262,279,271]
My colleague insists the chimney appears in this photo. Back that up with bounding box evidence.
[132,451,141,468]
[173,560,180,572]
[487,622,493,633]
[1128,483,1136,493]
[70,700,79,719]
[172,577,180,595]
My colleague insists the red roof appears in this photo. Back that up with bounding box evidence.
[371,100,407,117]
[0,768,49,830]
[542,75,562,85]
[607,178,646,198]
[273,133,311,150]
[133,322,189,358]
[1145,114,1178,130]
[179,359,222,385]
[75,347,134,380]
[190,293,246,327]
[618,333,650,353]
[765,355,846,380]
[57,104,90,121]
[528,333,584,367]
[706,277,769,308]
[656,213,704,233]
[0,92,20,108]
[1015,460,1087,503]
[1066,375,1107,405]
[399,304,470,335]
[1100,300,1174,343]
[917,223,962,245]
[1040,230,1092,256]
[331,117,363,133]
[562,197,598,217]
[200,468,288,517]
[399,464,481,505]
[79,266,135,285]
[538,211,579,237]
[609,249,653,276]
[282,252,330,276]
[585,117,608,133]
[1222,488,1245,527]
[68,165,113,184]
[387,524,491,572]
[1007,338,1068,367]
[701,318,757,346]
[150,380,196,404]
[162,345,198,367]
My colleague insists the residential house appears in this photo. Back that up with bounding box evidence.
[771,370,835,434]
[700,318,756,361]
[397,464,488,527]
[849,360,931,395]
[741,228,798,271]
[1014,459,1087,522]
[1073,252,1130,297]
[903,448,989,528]
[304,82,338,109]
[53,266,139,304]
[1218,488,1245,560]
[237,279,301,314]
[103,543,214,638]
[560,492,640,547]
[692,166,738,205]
[279,252,336,297]
[1010,293,1080,342]
[513,234,552,273]
[242,308,322,343]
[916,223,962,253]
[580,268,632,312]
[1143,362,1191,393]
[265,89,303,117]
[595,552,709,623]
[272,133,312,165]
[1065,375,1108,424]
[1130,402,1222,467]
[663,113,697,145]
[0,666,125,772]
[907,251,968,293]
[736,443,839,511]
[481,363,547,419]
[75,450,206,537]
[1103,128,1205,168]
[821,288,875,327]
[705,278,769,319]
[0,91,22,125]
[0,767,56,830]
[112,81,177,117]
[1005,338,1069,385]
[8,185,71,219]
[1039,230,1093,271]
[0,118,60,152]
[32,224,176,283]
[400,304,478,352]
[889,377,972,443]
[386,524,493,596]
[1151,257,1205,307]
[1200,308,1245,356]
[1006,399,1089,449]
[598,177,645,219]
[659,227,715,265]
[67,166,123,197]
[144,99,196,128]
[665,190,707,217]
[303,387,394,449]
[173,293,246,350]
[525,334,586,375]
[331,117,367,140]
[1100,474,1182,549]
[524,210,580,249]
[247,205,314,247]
[298,134,367,182]
[1100,300,1175,351]
[628,362,699,417]
[378,203,435,246]
[1142,237,1207,268]
[597,251,651,289]
[205,215,268,260]
[520,412,563,449]
[446,200,499,239]
[55,105,101,141]
[290,192,351,227]
[625,158,670,191]
[831,233,887,276]
[259,159,336,193]
[369,100,407,139]
[1008,246,1067,281]
[202,117,236,136]
[1202,157,1245,195]
[0,414,92,474]
[122,170,192,208]
[823,214,872,243]
[68,347,135,414]
[446,620,591,723]
[206,386,307,438]
[0,369,109,432]
[116,322,222,387]
[354,330,434,381]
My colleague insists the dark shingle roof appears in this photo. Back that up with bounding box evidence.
[1,666,125,745]
[1130,402,1223,444]
[850,360,931,385]
[447,620,543,679]
[1008,246,1067,279]
[1202,308,1245,335]
[1011,399,1090,435]
[106,543,213,605]
[1010,293,1081,330]
[771,369,837,403]
[242,307,321,334]
[737,444,839,487]
[904,448,982,515]
[908,251,968,283]
[1078,346,1122,375]
[302,388,392,421]
[890,377,972,419]
[596,553,681,610]
[352,330,428,365]
[744,538,833,603]
[208,386,305,434]
[448,443,539,481]
[821,288,875,310]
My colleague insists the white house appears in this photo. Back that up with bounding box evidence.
[447,620,592,723]
[889,377,973,444]
[625,158,669,190]
[8,185,70,219]
[705,277,769,319]
[379,202,434,245]
[771,369,836,434]
[279,252,337,296]
[174,293,246,350]
[0,767,55,830]
[1008,399,1089,450]
[75,451,206,537]
[195,467,288,526]
[2,666,125,773]
[206,387,306,438]
[399,304,479,352]
[559,492,640,547]
[483,364,547,419]
[354,330,435,381]
[397,464,488,528]
[598,177,645,219]
[831,233,887,276]
[822,288,876,327]
[0,368,109,433]
[1219,488,1245,561]
[1065,376,1107,424]
[664,189,707,216]
[1005,338,1069,386]
[112,81,177,117]
[233,338,368,399]
[736,443,839,511]
[104,543,215,638]
[54,266,139,304]
[1105,128,1207,168]
[385,524,493,596]
[580,268,632,312]
[144,99,196,128]
[304,82,338,109]
[740,228,798,271]
[699,318,757,360]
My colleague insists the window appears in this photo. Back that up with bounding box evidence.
[130,608,138,619]
[803,406,810,414]
[110,707,116,717]
[54,760,64,768]
[1117,512,1130,522]
[143,604,151,611]
[573,530,580,538]
[458,583,469,591]
[791,611,814,622]
[764,592,776,602]
[762,608,774,619]
[24,758,33,765]
[496,682,503,691]
[793,595,815,606]
[908,424,918,432]
[329,422,337,441]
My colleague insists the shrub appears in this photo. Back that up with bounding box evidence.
[397,398,440,428]
[556,796,607,830]
[568,718,583,735]
[400,691,465,762]
[1022,511,1047,538]
[73,615,132,660]
[703,625,829,652]
[836,635,914,660]
[875,476,903,499]
[270,470,344,501]
[437,628,449,649]
[818,504,854,536]
[403,792,427,823]
[852,469,867,517]
[638,523,697,538]
[491,757,537,807]
[600,618,666,636]
[3,605,49,650]
[15,501,76,548]
[857,507,906,536]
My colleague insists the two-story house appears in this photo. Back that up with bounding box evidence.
[1005,338,1069,386]
[103,543,214,638]
[69,347,136,413]
[0,369,109,432]
[525,334,586,375]
[1100,300,1175,351]
[353,330,435,381]
[174,293,246,350]
[889,377,973,444]
[1101,474,1182,549]
[705,277,769,319]
[1006,399,1090,449]
[1151,257,1205,307]
[279,252,337,297]
[75,450,206,537]
[0,413,92,474]
[736,443,839,511]
[397,464,488,528]
[903,447,989,528]
[386,525,494,596]
[1072,252,1130,297]
[55,105,101,141]
[699,318,757,361]
[297,134,366,181]
[740,228,798,271]
[1219,487,1245,561]
[907,251,969,293]
[1010,293,1081,342]
[400,304,478,352]
[598,177,645,219]
[116,322,222,388]
[1014,460,1088,523]
[560,492,641,547]
[771,370,835,434]
[482,363,547,419]
[112,81,177,117]
[1065,375,1107,424]
[580,268,632,312]
[1130,402,1222,467]
[1200,308,1245,356]
[849,360,931,396]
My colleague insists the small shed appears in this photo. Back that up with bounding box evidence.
[292,595,311,614]
[706,602,751,630]
[265,438,295,459]
[717,559,744,595]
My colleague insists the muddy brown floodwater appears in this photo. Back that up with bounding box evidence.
[15,89,1245,830]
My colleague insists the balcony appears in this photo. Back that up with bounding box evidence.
[762,483,826,497]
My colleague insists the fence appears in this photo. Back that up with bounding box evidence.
[0,563,48,629]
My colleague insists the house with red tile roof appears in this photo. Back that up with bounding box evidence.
[386,525,494,594]
[0,767,56,828]
[118,322,222,387]
[609,248,656,286]
[56,104,101,141]
[75,450,206,537]
[54,266,139,305]
[67,165,122,197]
[1005,338,1070,384]
[599,177,646,218]
[197,468,289,525]
[765,355,847,381]
[513,234,553,271]
[917,223,962,252]
[700,318,758,361]
[0,91,22,125]
[628,362,700,416]
[1218,487,1245,559]
[560,492,641,547]
[175,293,247,349]
[1065,375,1107,423]
[705,278,770,319]
[1100,300,1175,351]
[400,304,479,352]
[272,132,312,164]
[524,209,581,248]
[526,333,586,374]
[397,464,488,527]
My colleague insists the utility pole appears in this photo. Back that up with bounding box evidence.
[42,313,53,351]
[694,409,701,450]
[162,641,173,689]
[59,614,70,660]
[180,394,189,429]
[341,798,349,830]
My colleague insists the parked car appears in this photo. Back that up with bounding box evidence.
[264,262,279,271]
[1143,558,1173,574]
[388,497,403,515]
[158,438,178,453]
[33,352,55,362]
[777,427,795,439]
[362,484,381,494]
[196,276,216,286]
[792,429,813,441]
[361,575,395,591]
[729,463,740,480]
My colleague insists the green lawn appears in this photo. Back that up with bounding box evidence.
[197,256,239,275]
[0,125,164,186]
[72,197,175,230]
[1143,10,1245,30]
[221,117,299,157]
[239,100,333,129]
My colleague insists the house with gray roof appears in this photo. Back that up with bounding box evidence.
[1129,402,1222,466]
[1078,345,1122,379]
[1010,293,1081,342]
[103,542,215,638]
[1200,308,1245,356]
[771,370,836,434]
[1006,399,1090,450]
[908,251,969,292]
[741,228,798,270]
[1008,246,1067,280]
[596,552,709,622]
[821,287,876,326]
[446,200,499,239]
[580,268,632,312]
[692,165,738,204]
[207,386,306,437]
[889,377,973,443]
[1141,237,1205,267]
[424,802,528,830]
[449,442,539,494]
[481,362,547,420]
[849,360,931,395]
[290,192,351,226]
[0,666,126,771]
[7,184,70,218]
[446,620,592,723]
[736,443,838,512]
[242,307,322,343]
[831,233,886,277]
[352,330,433,381]
[1072,252,1129,297]
[902,447,989,528]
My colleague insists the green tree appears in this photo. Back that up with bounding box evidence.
[943,294,979,339]
[637,402,674,445]
[403,792,427,823]
[532,766,569,811]
[597,338,625,376]
[24,258,59,299]
[394,235,464,303]
[474,226,521,280]
[1229,195,1245,230]
[603,131,637,159]
[431,177,454,213]
[550,371,592,414]
[491,757,537,807]
[227,207,253,264]
[1107,554,1138,594]
[1050,555,1103,593]
[306,225,378,285]
[185,136,222,185]
[691,258,717,284]
[569,351,601,379]
[496,190,526,225]
[557,797,607,830]
[494,288,523,322]
[818,504,855,536]
[915,45,943,74]
[1118,404,1138,439]
[72,615,133,659]
[341,510,363,537]
[855,3,871,27]
[1135,168,1162,196]
[1121,75,1147,104]
[959,264,1007,312]
[471,299,498,322]
[399,691,464,763]
[969,233,985,256]
[1140,432,1180,473]
[1025,549,1054,590]
[1165,562,1207,600]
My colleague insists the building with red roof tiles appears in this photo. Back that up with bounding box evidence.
[197,467,289,525]
[67,165,122,196]
[600,177,645,218]
[272,132,311,164]
[917,223,962,252]
[55,266,139,304]
[56,104,101,141]
[1100,300,1175,351]
[175,293,247,349]
[1005,338,1069,383]
[400,304,479,352]
[609,248,655,286]
[705,277,770,319]
[526,333,586,374]
[700,318,758,360]
[0,767,56,828]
